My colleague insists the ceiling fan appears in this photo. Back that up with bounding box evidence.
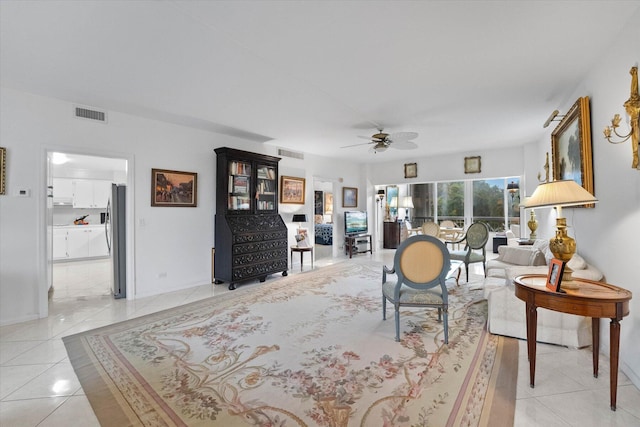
[341,129,419,153]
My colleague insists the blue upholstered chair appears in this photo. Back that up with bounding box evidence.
[447,222,489,282]
[382,235,451,343]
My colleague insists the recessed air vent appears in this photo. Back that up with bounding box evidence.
[74,106,107,123]
[277,148,304,160]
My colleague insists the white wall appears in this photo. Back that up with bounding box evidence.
[0,87,364,325]
[363,146,525,186]
[507,11,639,387]
[534,15,639,386]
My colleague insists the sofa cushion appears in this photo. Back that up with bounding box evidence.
[567,253,587,270]
[497,246,546,266]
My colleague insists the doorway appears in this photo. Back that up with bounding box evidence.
[46,151,128,303]
[312,177,335,264]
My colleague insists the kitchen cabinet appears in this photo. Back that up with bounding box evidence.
[53,228,69,260]
[52,178,74,205]
[53,226,109,260]
[72,180,112,209]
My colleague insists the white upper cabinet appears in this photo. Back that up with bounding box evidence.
[52,178,74,205]
[72,179,112,209]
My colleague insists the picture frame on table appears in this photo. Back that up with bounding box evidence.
[280,176,306,204]
[546,258,566,292]
[342,187,358,208]
[551,96,595,208]
[151,168,197,207]
[464,156,481,174]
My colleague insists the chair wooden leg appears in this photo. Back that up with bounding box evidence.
[382,296,387,320]
[465,264,469,282]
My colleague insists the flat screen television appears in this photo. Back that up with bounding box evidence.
[344,211,368,236]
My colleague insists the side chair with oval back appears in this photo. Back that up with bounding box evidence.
[447,222,490,283]
[382,235,451,343]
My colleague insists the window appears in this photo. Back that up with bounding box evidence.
[393,177,520,232]
[437,182,464,227]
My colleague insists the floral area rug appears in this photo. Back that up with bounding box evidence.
[63,261,517,427]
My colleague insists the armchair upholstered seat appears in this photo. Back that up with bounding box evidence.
[382,235,451,343]
[448,222,489,283]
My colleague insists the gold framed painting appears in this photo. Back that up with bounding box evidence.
[151,168,197,207]
[280,176,305,204]
[551,96,594,207]
[464,156,481,174]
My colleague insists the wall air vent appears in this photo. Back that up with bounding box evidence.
[277,148,304,160]
[74,106,107,123]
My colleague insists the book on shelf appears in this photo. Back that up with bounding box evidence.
[233,176,249,194]
[229,196,251,210]
[230,161,251,176]
[257,166,275,180]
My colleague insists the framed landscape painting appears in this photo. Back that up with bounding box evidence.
[551,96,595,207]
[151,168,197,207]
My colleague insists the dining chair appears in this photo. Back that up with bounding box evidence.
[440,220,462,249]
[447,222,489,282]
[382,235,451,343]
[421,221,441,238]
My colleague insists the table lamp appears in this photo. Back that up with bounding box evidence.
[524,180,598,283]
[292,214,307,233]
[399,196,414,220]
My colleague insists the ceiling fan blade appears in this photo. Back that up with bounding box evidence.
[390,141,418,150]
[389,131,418,141]
[341,142,373,149]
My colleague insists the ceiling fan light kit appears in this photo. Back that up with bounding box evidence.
[343,128,419,154]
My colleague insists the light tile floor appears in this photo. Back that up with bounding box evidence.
[1,251,639,426]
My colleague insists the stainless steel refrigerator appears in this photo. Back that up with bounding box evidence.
[106,184,126,299]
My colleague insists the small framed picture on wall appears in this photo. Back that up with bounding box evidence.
[342,187,357,208]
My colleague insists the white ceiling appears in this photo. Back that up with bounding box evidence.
[2,1,639,164]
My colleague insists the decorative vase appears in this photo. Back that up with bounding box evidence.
[527,210,538,240]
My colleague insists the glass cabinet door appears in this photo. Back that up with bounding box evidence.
[228,160,251,211]
[255,163,276,211]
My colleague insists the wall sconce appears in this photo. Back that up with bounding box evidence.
[507,181,519,203]
[376,189,385,203]
[603,66,640,169]
[543,110,565,128]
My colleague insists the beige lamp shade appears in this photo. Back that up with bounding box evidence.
[390,196,398,208]
[400,196,414,209]
[524,180,597,208]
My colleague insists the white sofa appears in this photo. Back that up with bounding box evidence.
[483,240,603,348]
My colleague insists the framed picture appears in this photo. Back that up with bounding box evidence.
[404,162,417,179]
[552,96,594,207]
[314,191,323,215]
[342,187,358,208]
[464,156,481,174]
[546,258,566,292]
[324,192,333,214]
[280,176,305,204]
[0,147,5,195]
[151,168,197,207]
